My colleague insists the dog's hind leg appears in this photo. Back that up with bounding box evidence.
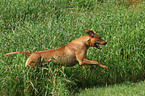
[25,53,41,67]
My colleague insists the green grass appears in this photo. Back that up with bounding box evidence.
[0,0,145,95]
[76,81,145,96]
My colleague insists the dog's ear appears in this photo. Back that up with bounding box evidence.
[86,29,95,37]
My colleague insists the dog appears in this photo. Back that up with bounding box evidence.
[6,29,108,69]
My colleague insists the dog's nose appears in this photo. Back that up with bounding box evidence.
[101,41,107,45]
[104,42,107,45]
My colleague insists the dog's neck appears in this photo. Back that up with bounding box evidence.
[70,35,91,50]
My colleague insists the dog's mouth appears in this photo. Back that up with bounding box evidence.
[95,43,102,49]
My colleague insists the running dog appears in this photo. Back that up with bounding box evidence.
[6,29,108,69]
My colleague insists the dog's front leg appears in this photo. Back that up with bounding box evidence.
[75,51,108,69]
[81,59,108,69]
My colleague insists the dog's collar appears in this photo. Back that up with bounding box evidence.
[87,38,92,47]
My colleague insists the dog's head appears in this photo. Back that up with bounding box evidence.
[86,29,107,49]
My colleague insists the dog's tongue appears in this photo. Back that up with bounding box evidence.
[96,44,102,49]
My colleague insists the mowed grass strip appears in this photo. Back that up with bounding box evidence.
[76,81,145,96]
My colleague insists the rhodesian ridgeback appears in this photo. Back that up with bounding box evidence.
[6,29,108,69]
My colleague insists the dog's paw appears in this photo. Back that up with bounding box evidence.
[102,65,108,69]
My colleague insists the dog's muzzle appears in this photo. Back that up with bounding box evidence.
[95,43,102,49]
[95,42,107,49]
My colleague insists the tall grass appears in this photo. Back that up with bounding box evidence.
[0,0,145,95]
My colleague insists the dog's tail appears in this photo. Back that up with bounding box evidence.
[6,51,32,56]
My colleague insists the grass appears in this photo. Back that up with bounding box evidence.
[76,81,145,96]
[0,0,145,95]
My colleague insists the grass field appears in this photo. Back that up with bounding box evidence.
[0,0,145,95]
[76,81,145,96]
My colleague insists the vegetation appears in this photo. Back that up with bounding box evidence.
[0,0,144,95]
[76,81,145,96]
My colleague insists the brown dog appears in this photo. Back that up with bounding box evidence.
[6,29,108,69]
